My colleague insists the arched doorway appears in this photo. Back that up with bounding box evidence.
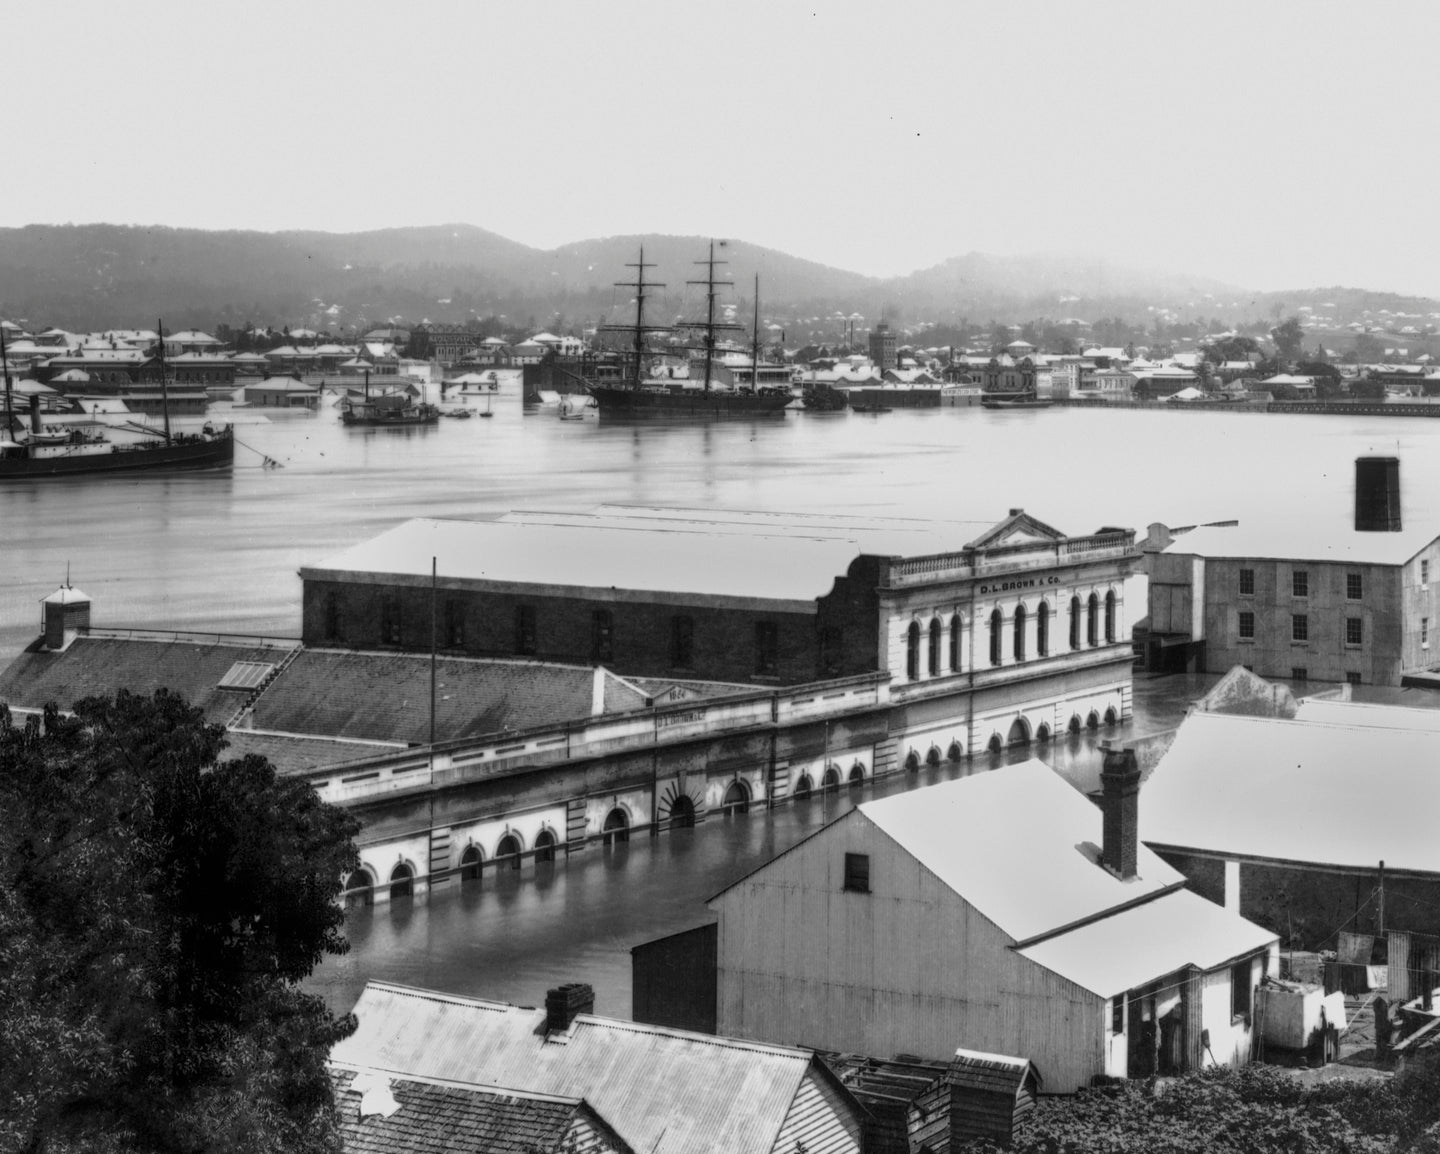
[822,765,841,791]
[534,829,557,863]
[987,733,1003,755]
[848,763,864,790]
[1068,715,1082,735]
[1104,706,1118,727]
[602,808,629,846]
[1007,717,1031,746]
[926,746,942,768]
[904,750,921,773]
[496,832,522,870]
[459,845,482,882]
[1086,710,1101,731]
[343,868,374,907]
[792,774,813,800]
[669,794,696,829]
[389,862,414,902]
[1036,722,1051,744]
[947,741,964,762]
[722,780,751,815]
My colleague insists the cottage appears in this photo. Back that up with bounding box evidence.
[706,757,1278,1092]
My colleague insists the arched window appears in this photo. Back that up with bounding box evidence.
[534,829,557,863]
[1068,715,1083,735]
[343,868,374,907]
[926,746,942,768]
[1069,596,1081,650]
[722,780,751,815]
[389,862,414,902]
[1086,710,1100,731]
[1037,603,1050,657]
[989,608,1004,666]
[904,751,920,773]
[906,621,921,681]
[602,808,629,846]
[950,614,962,671]
[496,832,522,870]
[1087,593,1100,647]
[669,794,696,829]
[928,618,942,676]
[1104,706,1118,727]
[1036,722,1051,743]
[1105,590,1117,643]
[459,845,482,882]
[848,763,865,790]
[1013,604,1027,662]
[987,733,1003,754]
[793,774,813,800]
[822,764,842,791]
[1007,717,1031,746]
[947,741,964,762]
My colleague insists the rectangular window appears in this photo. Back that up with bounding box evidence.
[1346,672,1362,686]
[1291,667,1308,683]
[1292,614,1308,642]
[1232,959,1252,1020]
[1238,567,1255,596]
[1424,618,1430,648]
[756,621,779,675]
[1238,611,1255,640]
[444,599,464,648]
[515,605,537,656]
[591,608,614,663]
[1292,570,1309,598]
[1346,572,1363,600]
[1111,996,1124,1035]
[1425,560,1431,585]
[1346,617,1363,646]
[671,615,695,669]
[380,594,401,645]
[843,852,870,893]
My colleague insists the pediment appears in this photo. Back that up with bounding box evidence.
[966,510,1067,550]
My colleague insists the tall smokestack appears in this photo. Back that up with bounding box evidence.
[1355,457,1401,532]
[1100,747,1141,880]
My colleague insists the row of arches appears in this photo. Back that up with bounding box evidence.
[983,707,1119,753]
[904,590,1120,680]
[791,762,866,800]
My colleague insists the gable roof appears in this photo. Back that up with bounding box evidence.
[854,762,1185,943]
[330,1066,633,1154]
[1141,709,1440,874]
[331,981,852,1154]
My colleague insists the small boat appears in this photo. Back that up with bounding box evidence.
[558,396,589,421]
[442,407,474,419]
[340,390,440,426]
[981,387,1053,410]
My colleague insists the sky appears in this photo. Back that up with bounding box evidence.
[6,0,1439,295]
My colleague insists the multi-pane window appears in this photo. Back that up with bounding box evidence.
[843,852,871,893]
[515,605,537,655]
[591,609,614,662]
[1346,572,1363,600]
[1238,611,1255,640]
[671,615,694,668]
[1291,667,1308,682]
[1425,560,1431,585]
[1346,672,1363,686]
[1346,617,1363,646]
[1425,618,1431,648]
[1238,568,1255,596]
[756,621,779,675]
[1292,614,1309,642]
[1292,570,1309,597]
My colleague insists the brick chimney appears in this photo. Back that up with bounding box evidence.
[1355,456,1401,532]
[545,983,594,1033]
[1100,747,1141,880]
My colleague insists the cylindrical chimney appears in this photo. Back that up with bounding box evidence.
[1100,747,1141,880]
[1355,457,1401,532]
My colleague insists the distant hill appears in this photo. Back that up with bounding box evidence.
[0,222,1422,335]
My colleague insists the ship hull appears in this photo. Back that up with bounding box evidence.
[588,385,792,417]
[0,433,234,478]
[844,385,943,409]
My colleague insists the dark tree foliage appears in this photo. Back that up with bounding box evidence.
[0,691,361,1154]
[1271,315,1307,362]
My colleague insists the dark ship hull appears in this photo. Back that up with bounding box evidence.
[0,429,234,478]
[588,385,792,417]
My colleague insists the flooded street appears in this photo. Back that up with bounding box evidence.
[3,392,1438,1017]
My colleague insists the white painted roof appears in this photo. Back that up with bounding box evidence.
[1164,521,1438,567]
[1018,888,1276,998]
[1142,710,1440,874]
[1294,698,1440,731]
[858,761,1185,944]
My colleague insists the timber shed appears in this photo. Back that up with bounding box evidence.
[934,1048,1041,1148]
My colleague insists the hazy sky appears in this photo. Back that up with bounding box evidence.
[7,0,1438,294]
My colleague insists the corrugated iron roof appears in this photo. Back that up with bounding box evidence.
[331,981,830,1154]
[1164,520,1438,566]
[1017,888,1277,998]
[1294,697,1440,731]
[1142,710,1440,874]
[857,761,1186,943]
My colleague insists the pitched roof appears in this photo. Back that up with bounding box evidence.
[331,982,845,1154]
[0,635,299,725]
[1142,709,1440,874]
[330,1066,632,1154]
[1293,697,1440,731]
[855,761,1185,943]
[1163,520,1439,567]
[220,729,401,776]
[247,649,644,743]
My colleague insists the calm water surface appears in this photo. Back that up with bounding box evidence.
[2,392,1434,1015]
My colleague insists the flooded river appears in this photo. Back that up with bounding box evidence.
[3,389,1438,1015]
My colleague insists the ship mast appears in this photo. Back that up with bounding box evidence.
[600,247,667,389]
[156,318,172,443]
[751,274,762,392]
[682,240,744,394]
[0,325,12,439]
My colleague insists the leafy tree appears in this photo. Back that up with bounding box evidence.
[1202,335,1260,365]
[1353,332,1386,363]
[1296,360,1344,399]
[1271,315,1307,362]
[0,691,360,1154]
